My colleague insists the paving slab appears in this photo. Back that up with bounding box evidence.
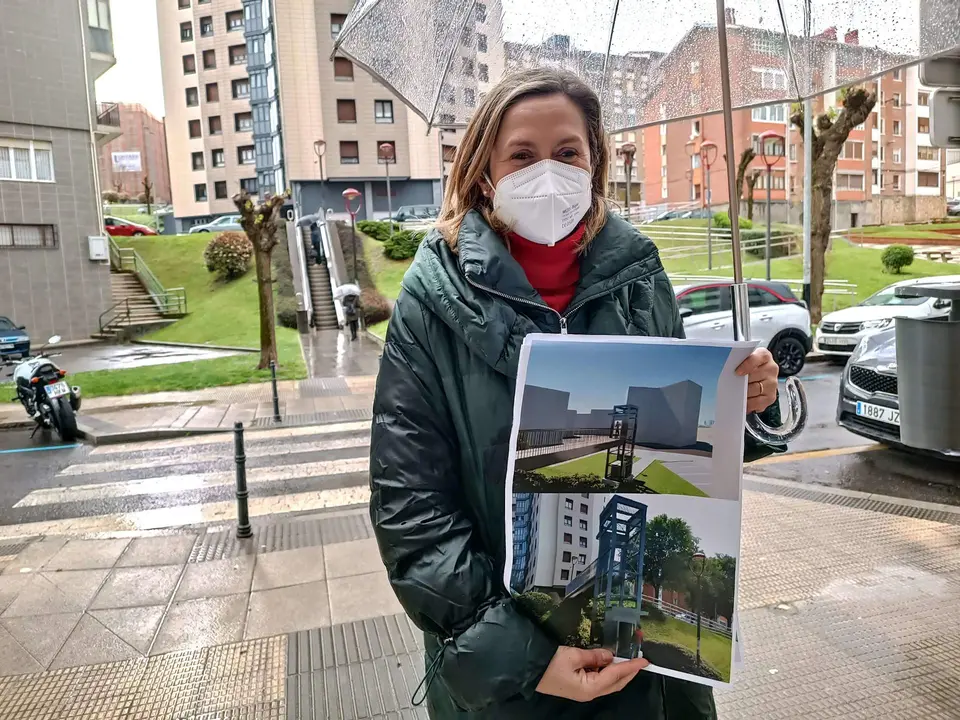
[0,537,67,575]
[323,538,384,580]
[0,624,43,676]
[89,605,166,654]
[252,546,326,591]
[327,571,403,626]
[151,594,249,656]
[0,575,29,615]
[245,580,330,640]
[90,565,183,610]
[51,613,140,670]
[176,555,255,601]
[1,570,107,617]
[44,538,130,571]
[117,534,199,567]
[0,612,80,667]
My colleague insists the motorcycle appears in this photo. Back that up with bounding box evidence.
[3,335,82,442]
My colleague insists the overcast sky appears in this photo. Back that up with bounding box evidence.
[95,0,165,117]
[618,493,741,558]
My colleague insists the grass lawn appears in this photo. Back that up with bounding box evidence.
[539,452,708,497]
[854,222,960,240]
[360,231,410,302]
[107,205,160,230]
[642,614,732,681]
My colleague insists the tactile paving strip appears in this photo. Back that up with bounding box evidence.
[189,511,374,563]
[297,378,352,398]
[251,408,372,428]
[286,614,427,720]
[0,637,285,720]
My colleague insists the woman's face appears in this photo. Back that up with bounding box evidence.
[486,93,592,189]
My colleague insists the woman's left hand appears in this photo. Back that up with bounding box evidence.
[736,348,779,414]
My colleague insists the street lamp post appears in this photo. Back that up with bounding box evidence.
[619,143,636,219]
[342,188,362,285]
[379,142,395,222]
[313,139,326,208]
[692,551,706,670]
[684,140,697,207]
[759,131,785,281]
[701,141,719,270]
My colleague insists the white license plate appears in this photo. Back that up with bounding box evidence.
[44,381,70,399]
[819,335,853,346]
[856,401,900,426]
[0,344,13,350]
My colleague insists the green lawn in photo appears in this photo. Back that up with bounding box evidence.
[538,452,708,497]
[853,222,960,240]
[642,614,732,682]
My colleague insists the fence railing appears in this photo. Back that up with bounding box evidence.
[516,427,617,458]
[108,237,188,316]
[668,273,858,299]
[96,102,120,128]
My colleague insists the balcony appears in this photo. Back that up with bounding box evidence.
[95,102,122,146]
[87,26,116,78]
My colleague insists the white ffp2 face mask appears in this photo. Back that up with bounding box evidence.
[490,159,592,246]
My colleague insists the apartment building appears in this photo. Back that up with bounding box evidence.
[0,0,116,342]
[97,103,172,202]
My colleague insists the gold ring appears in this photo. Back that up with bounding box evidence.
[755,380,764,397]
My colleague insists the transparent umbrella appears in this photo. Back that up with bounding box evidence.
[334,0,960,443]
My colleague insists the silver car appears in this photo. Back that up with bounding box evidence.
[189,214,243,234]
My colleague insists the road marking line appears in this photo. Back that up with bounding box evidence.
[749,444,882,465]
[15,457,369,508]
[0,444,83,455]
[59,436,370,476]
[88,420,370,455]
[0,486,371,540]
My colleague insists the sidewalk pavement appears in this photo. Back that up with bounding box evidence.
[1,475,959,718]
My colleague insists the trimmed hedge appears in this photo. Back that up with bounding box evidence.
[881,244,914,274]
[203,231,253,280]
[383,229,426,260]
[712,211,753,230]
[356,220,400,243]
[335,221,394,327]
[272,242,299,330]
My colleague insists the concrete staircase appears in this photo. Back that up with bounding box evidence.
[305,239,339,330]
[95,271,173,340]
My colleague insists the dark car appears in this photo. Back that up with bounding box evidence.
[0,317,30,359]
[392,205,439,222]
[837,327,903,448]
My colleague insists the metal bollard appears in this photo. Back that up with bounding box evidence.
[234,421,253,539]
[269,360,281,423]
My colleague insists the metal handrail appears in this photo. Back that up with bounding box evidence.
[107,237,188,316]
[98,298,132,334]
[98,289,188,334]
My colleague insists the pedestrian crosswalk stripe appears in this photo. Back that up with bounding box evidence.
[0,486,372,540]
[15,457,370,508]
[88,420,370,456]
[60,436,370,477]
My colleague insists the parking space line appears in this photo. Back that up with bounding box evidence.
[0,444,83,455]
[749,444,881,465]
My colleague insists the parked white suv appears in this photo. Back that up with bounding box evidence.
[814,275,959,358]
[676,281,812,376]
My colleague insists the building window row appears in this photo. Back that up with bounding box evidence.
[195,178,256,203]
[0,223,58,249]
[337,99,395,124]
[0,139,54,183]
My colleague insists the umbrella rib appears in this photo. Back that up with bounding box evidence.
[426,0,480,128]
[597,0,623,106]
[330,0,390,60]
[775,0,804,102]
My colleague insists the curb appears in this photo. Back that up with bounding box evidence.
[805,352,835,364]
[77,422,230,447]
[364,329,385,347]
[131,339,259,353]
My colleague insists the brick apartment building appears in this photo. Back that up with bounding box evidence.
[97,103,172,203]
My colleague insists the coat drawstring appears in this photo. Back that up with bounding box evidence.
[412,637,452,706]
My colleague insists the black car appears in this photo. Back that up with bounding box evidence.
[837,327,902,447]
[0,317,30,360]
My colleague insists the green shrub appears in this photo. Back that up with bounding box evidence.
[102,190,120,203]
[383,229,426,260]
[335,221,395,327]
[276,298,299,329]
[517,591,558,622]
[272,247,298,329]
[712,211,752,230]
[356,220,400,243]
[740,229,793,258]
[203,231,253,280]
[881,244,914,274]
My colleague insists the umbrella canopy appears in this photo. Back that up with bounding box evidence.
[332,283,362,299]
[334,0,960,133]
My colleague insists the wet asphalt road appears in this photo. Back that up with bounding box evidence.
[47,342,239,374]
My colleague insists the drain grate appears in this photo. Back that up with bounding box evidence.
[745,478,960,526]
[0,538,37,558]
[252,408,372,428]
[189,511,374,563]
[286,614,427,720]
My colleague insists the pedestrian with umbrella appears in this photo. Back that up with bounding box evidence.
[335,283,363,341]
[368,68,782,719]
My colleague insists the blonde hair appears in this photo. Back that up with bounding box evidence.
[436,68,609,252]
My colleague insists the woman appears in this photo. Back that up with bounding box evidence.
[342,292,361,341]
[370,68,783,719]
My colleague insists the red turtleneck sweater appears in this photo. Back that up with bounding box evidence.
[508,225,584,314]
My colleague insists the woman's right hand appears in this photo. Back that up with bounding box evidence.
[535,646,649,703]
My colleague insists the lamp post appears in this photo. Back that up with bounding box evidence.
[313,139,326,208]
[342,187,362,285]
[684,139,697,206]
[701,141,718,270]
[619,143,636,219]
[759,130,785,281]
[692,551,706,670]
[379,142,395,223]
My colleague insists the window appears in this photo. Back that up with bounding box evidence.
[200,16,213,36]
[229,44,246,66]
[563,533,572,545]
[208,116,222,135]
[918,146,939,161]
[462,58,474,76]
[789,143,797,161]
[678,287,730,316]
[439,113,455,125]
[477,33,487,52]
[87,0,111,29]
[206,82,219,102]
[872,169,879,186]
[182,54,196,74]
[188,119,202,138]
[178,0,189,8]
[757,172,785,190]
[918,92,930,107]
[892,174,901,190]
[751,103,786,123]
[564,516,573,527]
[214,181,227,199]
[191,151,204,170]
[202,49,216,69]
[580,503,588,514]
[237,145,255,165]
[226,10,243,30]
[461,28,474,47]
[339,141,359,164]
[211,148,225,168]
[475,2,487,22]
[579,554,587,565]
[579,519,588,531]
[565,499,574,510]
[180,21,193,41]
[893,68,902,81]
[840,140,864,160]
[748,287,781,307]
[377,140,396,164]
[690,61,700,73]
[194,183,207,202]
[334,57,353,80]
[918,117,930,134]
[235,112,252,132]
[562,551,571,563]
[919,171,940,188]
[879,118,885,134]
[330,13,347,37]
[691,154,701,169]
[692,119,701,136]
[836,173,864,191]
[478,63,489,82]
[872,141,878,159]
[892,148,902,164]
[753,68,786,90]
[464,88,476,107]
[560,569,570,581]
[337,99,357,123]
[374,100,393,123]
[185,87,199,107]
[879,144,885,162]
[0,224,57,248]
[232,78,250,99]
[0,139,54,182]
[893,119,902,136]
[240,177,258,194]
[752,36,783,56]
[581,493,589,498]
[578,537,587,548]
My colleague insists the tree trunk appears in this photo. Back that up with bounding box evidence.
[809,161,835,324]
[253,247,278,369]
[745,173,759,221]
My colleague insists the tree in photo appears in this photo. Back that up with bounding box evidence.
[734,148,761,221]
[234,188,291,369]
[141,175,154,215]
[638,514,698,602]
[791,86,877,323]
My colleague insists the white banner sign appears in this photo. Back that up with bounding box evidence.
[112,151,142,173]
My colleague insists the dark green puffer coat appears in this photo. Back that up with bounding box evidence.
[369,210,783,719]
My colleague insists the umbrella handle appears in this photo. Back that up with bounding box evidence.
[746,375,808,446]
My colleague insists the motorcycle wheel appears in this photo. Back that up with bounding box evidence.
[50,397,79,442]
